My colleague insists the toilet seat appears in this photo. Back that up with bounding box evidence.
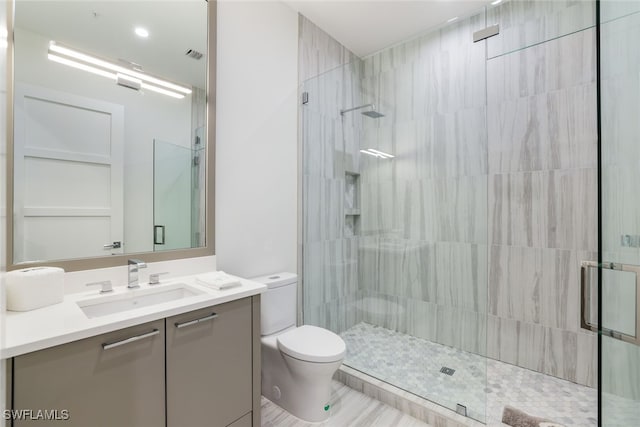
[277,325,346,363]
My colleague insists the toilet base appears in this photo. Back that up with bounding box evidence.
[261,335,343,422]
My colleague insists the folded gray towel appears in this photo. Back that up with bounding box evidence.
[502,406,564,427]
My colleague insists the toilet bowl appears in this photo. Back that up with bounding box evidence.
[252,273,346,422]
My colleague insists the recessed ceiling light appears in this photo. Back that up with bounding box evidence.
[135,27,149,38]
[447,17,459,23]
[491,0,503,5]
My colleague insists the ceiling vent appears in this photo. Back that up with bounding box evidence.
[185,49,203,60]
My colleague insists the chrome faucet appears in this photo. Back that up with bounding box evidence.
[128,259,147,289]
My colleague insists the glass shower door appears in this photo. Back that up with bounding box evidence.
[598,1,640,424]
[153,139,193,251]
[301,7,490,422]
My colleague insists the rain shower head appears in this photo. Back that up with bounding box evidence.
[362,110,385,118]
[340,103,385,118]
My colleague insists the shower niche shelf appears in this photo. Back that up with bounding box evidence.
[345,171,360,238]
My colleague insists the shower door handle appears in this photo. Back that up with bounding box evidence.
[580,260,640,346]
[154,225,165,245]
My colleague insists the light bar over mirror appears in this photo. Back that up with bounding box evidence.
[48,41,192,99]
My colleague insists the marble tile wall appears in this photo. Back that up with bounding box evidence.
[301,0,602,395]
[354,0,599,389]
[486,0,595,59]
[298,16,358,84]
[299,16,364,334]
[487,14,597,387]
[356,9,490,368]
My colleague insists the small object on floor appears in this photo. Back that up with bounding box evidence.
[502,405,565,427]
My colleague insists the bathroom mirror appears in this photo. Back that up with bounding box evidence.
[7,0,215,270]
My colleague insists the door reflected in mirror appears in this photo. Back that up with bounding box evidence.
[11,1,208,264]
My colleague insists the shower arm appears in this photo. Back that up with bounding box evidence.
[340,104,375,115]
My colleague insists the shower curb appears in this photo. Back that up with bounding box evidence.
[335,365,503,427]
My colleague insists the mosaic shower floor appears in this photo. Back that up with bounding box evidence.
[340,323,599,426]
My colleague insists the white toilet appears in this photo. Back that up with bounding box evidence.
[252,272,346,422]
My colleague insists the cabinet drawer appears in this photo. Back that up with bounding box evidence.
[13,320,165,427]
[167,298,252,427]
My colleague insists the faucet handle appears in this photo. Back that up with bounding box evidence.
[128,258,147,268]
[149,272,170,285]
[87,280,113,294]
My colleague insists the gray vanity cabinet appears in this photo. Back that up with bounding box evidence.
[12,320,165,427]
[9,296,261,427]
[166,298,252,427]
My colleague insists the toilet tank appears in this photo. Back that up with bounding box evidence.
[250,272,297,336]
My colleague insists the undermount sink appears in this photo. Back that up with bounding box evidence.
[77,283,204,319]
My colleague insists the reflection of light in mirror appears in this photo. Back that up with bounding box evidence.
[135,27,149,38]
[48,53,117,80]
[360,148,395,159]
[140,83,186,99]
[48,41,191,98]
[1,27,7,49]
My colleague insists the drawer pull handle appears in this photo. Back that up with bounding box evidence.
[102,329,160,350]
[175,312,218,329]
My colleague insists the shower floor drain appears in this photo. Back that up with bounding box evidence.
[440,366,455,376]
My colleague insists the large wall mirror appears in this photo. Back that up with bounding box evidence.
[7,0,215,271]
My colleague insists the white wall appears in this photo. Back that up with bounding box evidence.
[215,1,298,278]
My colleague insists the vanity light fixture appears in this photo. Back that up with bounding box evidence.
[134,27,149,38]
[116,73,142,90]
[491,0,503,5]
[47,41,191,99]
[360,149,395,159]
[447,17,459,23]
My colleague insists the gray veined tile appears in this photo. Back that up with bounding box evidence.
[487,0,595,60]
[489,245,595,332]
[298,16,360,83]
[489,169,597,251]
[576,332,597,388]
[434,242,487,313]
[487,27,595,104]
[487,83,597,174]
[543,327,578,383]
[488,245,542,325]
[515,320,546,373]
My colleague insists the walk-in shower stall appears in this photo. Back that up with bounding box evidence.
[300,0,640,425]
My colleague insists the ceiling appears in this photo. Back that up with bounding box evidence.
[15,0,208,88]
[284,0,498,57]
[14,0,499,85]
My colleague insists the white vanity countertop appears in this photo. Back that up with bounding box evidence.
[1,274,266,358]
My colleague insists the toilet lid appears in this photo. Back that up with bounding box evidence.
[277,325,346,363]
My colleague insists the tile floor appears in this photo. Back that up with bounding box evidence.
[340,322,600,426]
[261,380,431,427]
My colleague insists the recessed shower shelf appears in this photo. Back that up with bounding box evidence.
[344,215,360,238]
[345,172,361,237]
